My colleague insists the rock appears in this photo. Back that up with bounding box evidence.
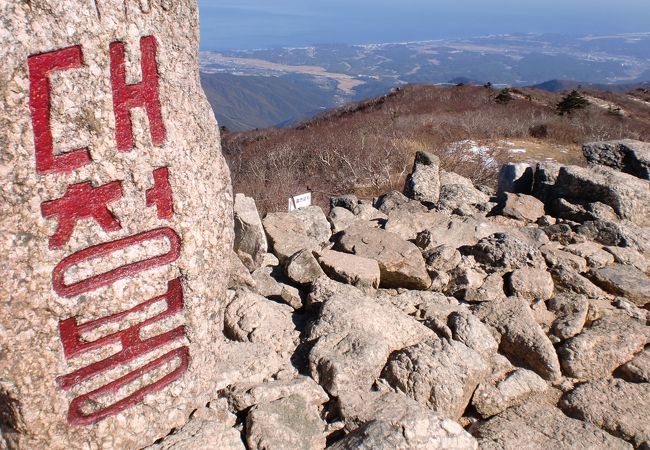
[558,314,650,381]
[561,379,650,448]
[375,290,462,324]
[448,311,499,359]
[464,273,507,302]
[261,253,280,267]
[472,369,548,418]
[473,401,633,450]
[604,246,649,272]
[549,266,607,299]
[328,207,357,234]
[423,244,463,272]
[251,266,283,298]
[583,139,650,180]
[403,150,441,205]
[588,265,650,307]
[540,243,588,273]
[614,298,650,323]
[549,198,619,223]
[234,193,268,271]
[497,163,534,198]
[145,419,245,450]
[500,193,546,223]
[317,249,380,290]
[329,414,478,450]
[263,206,330,263]
[330,195,359,212]
[532,161,561,203]
[619,348,650,382]
[547,294,589,341]
[353,203,388,222]
[0,3,234,447]
[440,170,476,189]
[374,191,428,214]
[229,251,258,291]
[384,210,449,241]
[507,268,554,301]
[473,297,562,381]
[437,184,490,212]
[335,224,431,290]
[307,285,435,395]
[285,249,326,286]
[576,220,628,247]
[224,291,298,355]
[223,376,329,412]
[246,395,326,450]
[542,223,579,245]
[465,233,546,272]
[552,165,650,227]
[564,242,614,269]
[382,338,490,419]
[280,284,304,310]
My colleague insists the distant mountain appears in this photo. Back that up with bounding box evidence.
[201,33,650,130]
[200,73,338,131]
[532,79,650,93]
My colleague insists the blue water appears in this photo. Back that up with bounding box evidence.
[198,0,650,51]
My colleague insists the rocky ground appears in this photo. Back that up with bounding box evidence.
[152,139,649,449]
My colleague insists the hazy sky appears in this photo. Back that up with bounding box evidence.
[198,0,650,50]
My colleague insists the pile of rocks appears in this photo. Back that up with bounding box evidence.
[159,140,649,449]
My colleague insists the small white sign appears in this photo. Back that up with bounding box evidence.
[288,192,312,211]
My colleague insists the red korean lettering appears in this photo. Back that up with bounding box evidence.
[41,181,123,249]
[110,35,166,152]
[28,46,92,174]
[52,227,181,298]
[56,278,189,425]
[146,167,174,219]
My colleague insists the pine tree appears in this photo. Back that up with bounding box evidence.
[557,90,589,115]
[495,88,513,104]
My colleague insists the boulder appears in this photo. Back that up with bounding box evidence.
[448,311,499,359]
[263,206,330,263]
[382,339,490,419]
[234,193,268,271]
[251,266,283,298]
[223,376,329,412]
[245,395,326,450]
[583,139,650,180]
[145,418,245,450]
[329,414,477,450]
[224,291,298,356]
[473,297,562,381]
[564,242,614,269]
[330,194,359,212]
[507,268,554,301]
[500,193,546,223]
[374,191,428,214]
[403,150,441,205]
[532,161,561,203]
[540,243,588,273]
[437,184,490,212]
[307,284,435,395]
[497,163,534,198]
[588,265,650,307]
[328,207,358,234]
[384,210,449,241]
[472,368,548,418]
[547,294,589,341]
[229,251,258,291]
[473,401,633,450]
[558,314,650,381]
[0,2,234,447]
[552,165,650,227]
[549,266,607,299]
[619,348,650,383]
[335,224,431,290]
[465,233,546,272]
[423,244,463,272]
[285,249,326,286]
[604,246,649,272]
[317,249,380,290]
[561,379,650,448]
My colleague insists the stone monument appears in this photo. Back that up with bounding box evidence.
[0,1,233,448]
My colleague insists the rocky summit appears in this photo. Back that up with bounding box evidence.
[1,1,649,449]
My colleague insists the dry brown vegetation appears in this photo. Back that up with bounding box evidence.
[222,84,650,214]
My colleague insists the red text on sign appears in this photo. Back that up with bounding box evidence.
[28,46,92,174]
[110,35,166,152]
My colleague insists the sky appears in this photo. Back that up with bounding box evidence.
[197,0,650,51]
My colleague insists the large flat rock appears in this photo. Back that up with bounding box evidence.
[0,2,233,448]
